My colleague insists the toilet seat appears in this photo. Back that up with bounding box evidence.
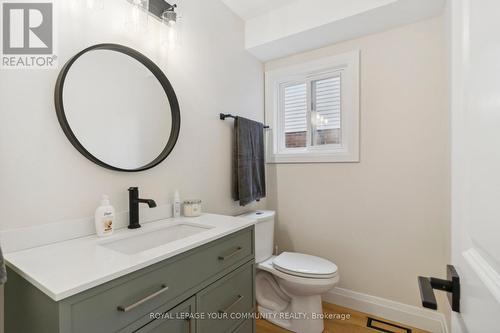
[273,252,338,279]
[258,257,339,287]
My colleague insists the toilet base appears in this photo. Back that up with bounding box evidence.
[258,294,325,333]
[258,305,296,332]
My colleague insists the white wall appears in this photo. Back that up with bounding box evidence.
[0,0,265,231]
[266,17,450,310]
[0,1,264,330]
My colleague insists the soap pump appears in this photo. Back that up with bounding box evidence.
[95,195,115,237]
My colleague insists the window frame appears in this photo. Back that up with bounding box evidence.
[265,50,360,163]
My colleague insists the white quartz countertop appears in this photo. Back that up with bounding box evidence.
[5,214,256,301]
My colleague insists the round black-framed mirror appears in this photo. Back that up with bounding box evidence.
[54,43,180,172]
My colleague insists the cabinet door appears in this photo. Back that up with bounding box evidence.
[232,318,254,333]
[135,297,195,333]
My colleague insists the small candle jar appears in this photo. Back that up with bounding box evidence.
[183,199,202,217]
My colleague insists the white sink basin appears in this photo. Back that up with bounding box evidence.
[101,223,214,254]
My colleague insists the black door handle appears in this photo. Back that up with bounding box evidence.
[418,265,460,312]
[418,276,437,310]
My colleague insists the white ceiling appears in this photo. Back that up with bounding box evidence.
[221,0,297,20]
[221,0,446,61]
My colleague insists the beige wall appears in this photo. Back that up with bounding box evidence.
[266,17,450,308]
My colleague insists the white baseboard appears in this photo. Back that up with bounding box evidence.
[323,287,449,333]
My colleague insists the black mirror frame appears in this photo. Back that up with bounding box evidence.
[54,43,181,172]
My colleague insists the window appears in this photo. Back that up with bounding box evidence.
[265,51,360,163]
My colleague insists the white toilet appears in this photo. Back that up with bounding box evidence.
[241,211,339,333]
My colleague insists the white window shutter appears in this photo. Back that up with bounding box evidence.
[283,83,307,133]
[314,76,341,130]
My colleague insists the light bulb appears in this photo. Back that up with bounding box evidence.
[161,9,181,49]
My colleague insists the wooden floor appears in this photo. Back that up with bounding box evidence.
[256,302,429,333]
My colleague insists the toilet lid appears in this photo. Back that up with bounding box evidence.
[273,252,338,279]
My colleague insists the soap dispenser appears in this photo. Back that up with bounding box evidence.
[95,195,115,237]
[173,190,181,218]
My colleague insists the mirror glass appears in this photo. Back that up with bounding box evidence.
[56,45,180,171]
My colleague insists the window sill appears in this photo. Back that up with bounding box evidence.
[267,150,360,164]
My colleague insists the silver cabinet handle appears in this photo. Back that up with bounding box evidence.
[218,247,243,261]
[117,285,169,312]
[218,295,244,314]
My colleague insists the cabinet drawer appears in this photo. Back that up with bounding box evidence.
[134,297,195,333]
[69,228,254,333]
[197,262,255,333]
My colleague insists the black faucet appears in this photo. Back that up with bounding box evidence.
[128,187,157,229]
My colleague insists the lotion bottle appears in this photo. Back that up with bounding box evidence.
[173,190,181,217]
[95,195,115,237]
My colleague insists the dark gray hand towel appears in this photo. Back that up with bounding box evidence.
[0,244,6,284]
[232,117,266,206]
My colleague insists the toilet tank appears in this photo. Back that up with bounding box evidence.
[240,211,275,263]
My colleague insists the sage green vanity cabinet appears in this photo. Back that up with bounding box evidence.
[233,318,254,333]
[5,226,255,333]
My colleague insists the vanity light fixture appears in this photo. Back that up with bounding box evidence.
[126,0,181,47]
[126,0,178,23]
[161,3,177,25]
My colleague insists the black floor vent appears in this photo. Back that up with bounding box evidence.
[367,317,412,333]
